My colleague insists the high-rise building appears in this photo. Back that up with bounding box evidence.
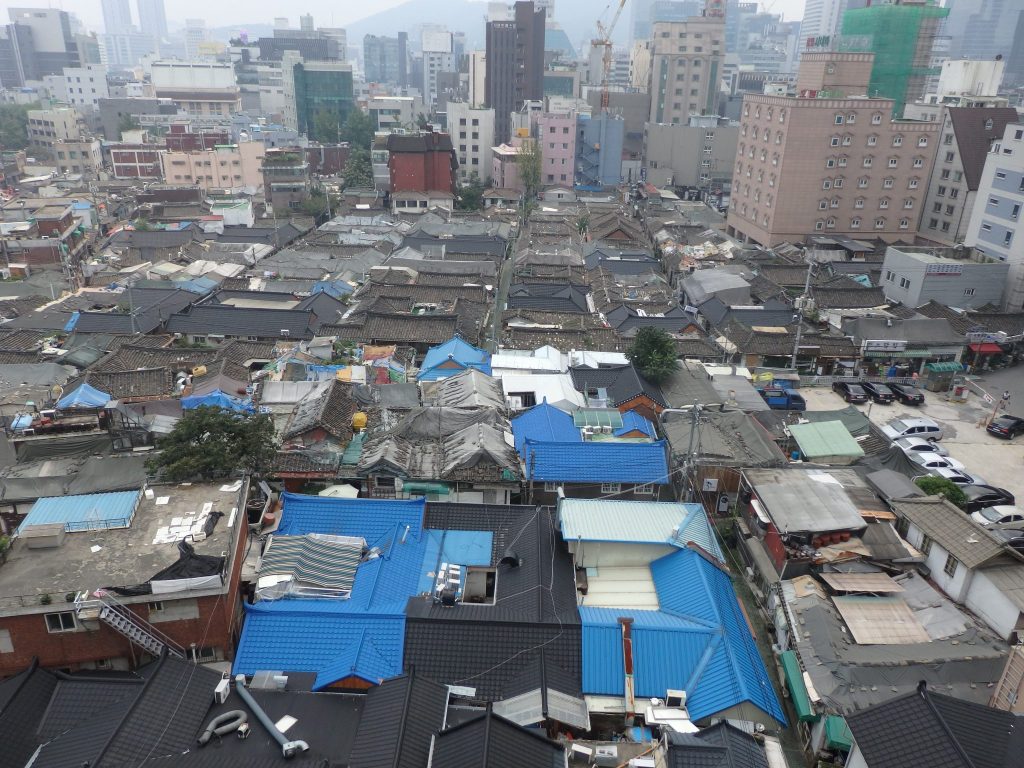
[965,123,1024,308]
[363,33,408,86]
[944,0,1021,70]
[799,0,868,41]
[283,58,354,142]
[576,112,625,189]
[7,8,79,74]
[422,29,456,109]
[184,19,208,60]
[300,14,314,33]
[101,0,132,34]
[448,101,495,184]
[841,0,950,117]
[0,23,37,87]
[726,50,939,247]
[486,0,546,144]
[136,0,167,40]
[648,16,724,124]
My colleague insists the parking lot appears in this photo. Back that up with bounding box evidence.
[800,382,1024,503]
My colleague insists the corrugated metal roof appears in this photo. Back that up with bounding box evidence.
[819,572,904,594]
[790,420,865,460]
[523,440,669,484]
[615,410,655,437]
[891,497,1006,569]
[276,492,425,546]
[419,337,491,381]
[511,402,580,456]
[832,596,931,645]
[19,490,140,533]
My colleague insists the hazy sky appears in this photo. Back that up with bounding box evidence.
[5,0,808,34]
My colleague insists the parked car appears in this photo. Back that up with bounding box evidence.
[986,415,1024,440]
[961,484,1016,514]
[759,388,807,411]
[907,452,965,471]
[989,528,1024,553]
[888,383,925,406]
[930,466,987,486]
[832,381,868,403]
[861,382,896,404]
[881,417,944,441]
[894,436,949,457]
[970,505,1024,527]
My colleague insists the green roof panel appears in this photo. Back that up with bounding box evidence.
[780,650,817,722]
[789,420,865,460]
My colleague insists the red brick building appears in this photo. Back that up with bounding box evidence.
[0,480,254,676]
[387,131,458,195]
[108,143,162,179]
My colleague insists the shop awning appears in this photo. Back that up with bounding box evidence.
[969,343,1003,354]
[780,650,817,722]
[824,715,853,752]
[924,361,963,373]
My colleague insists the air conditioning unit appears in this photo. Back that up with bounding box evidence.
[280,329,291,337]
[214,677,230,704]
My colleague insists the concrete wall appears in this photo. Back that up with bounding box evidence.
[880,247,1009,309]
[644,121,739,188]
[965,569,1022,641]
[907,521,971,602]
[161,142,265,191]
[537,112,576,188]
[150,60,236,89]
[448,102,495,184]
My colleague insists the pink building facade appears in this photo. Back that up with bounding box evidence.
[537,113,577,188]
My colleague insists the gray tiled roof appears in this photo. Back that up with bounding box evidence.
[165,305,315,339]
[890,496,1011,569]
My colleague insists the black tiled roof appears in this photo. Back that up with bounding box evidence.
[431,711,565,768]
[401,234,506,260]
[507,282,590,313]
[165,305,316,339]
[349,672,449,768]
[325,313,463,346]
[568,363,668,408]
[70,368,174,400]
[0,663,58,767]
[666,722,770,768]
[846,684,1024,768]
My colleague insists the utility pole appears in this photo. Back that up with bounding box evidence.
[789,248,814,371]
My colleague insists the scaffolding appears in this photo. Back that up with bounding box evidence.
[841,1,950,116]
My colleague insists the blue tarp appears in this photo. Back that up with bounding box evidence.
[57,383,111,409]
[63,311,80,333]
[181,390,253,412]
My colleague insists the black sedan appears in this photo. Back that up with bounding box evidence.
[962,484,1016,514]
[861,382,896,404]
[888,383,925,406]
[991,529,1024,554]
[987,415,1024,440]
[832,381,869,404]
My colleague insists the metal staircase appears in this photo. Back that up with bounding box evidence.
[75,590,186,659]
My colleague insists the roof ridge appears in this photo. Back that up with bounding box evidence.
[918,686,978,768]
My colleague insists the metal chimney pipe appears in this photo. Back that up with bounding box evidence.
[233,675,309,759]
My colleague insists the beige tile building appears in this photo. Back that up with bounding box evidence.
[648,17,724,125]
[160,142,265,192]
[727,52,940,247]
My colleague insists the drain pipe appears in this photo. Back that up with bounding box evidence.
[234,674,309,758]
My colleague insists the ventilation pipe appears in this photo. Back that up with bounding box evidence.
[234,674,309,758]
[197,711,248,746]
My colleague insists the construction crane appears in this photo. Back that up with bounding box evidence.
[594,0,628,112]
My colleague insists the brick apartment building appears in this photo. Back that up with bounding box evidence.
[0,480,254,676]
[727,51,940,247]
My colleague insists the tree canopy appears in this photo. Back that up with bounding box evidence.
[340,108,375,150]
[312,110,341,144]
[518,139,542,214]
[914,476,967,508]
[626,327,678,383]
[146,407,278,481]
[456,174,485,211]
[0,104,34,150]
[342,147,373,189]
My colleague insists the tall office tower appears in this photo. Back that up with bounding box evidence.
[944,0,1021,66]
[7,8,79,74]
[101,0,132,33]
[300,15,314,33]
[184,18,208,60]
[136,0,168,40]
[648,15,724,125]
[486,0,545,143]
[421,29,455,108]
[841,0,950,117]
[726,50,939,247]
[364,33,408,86]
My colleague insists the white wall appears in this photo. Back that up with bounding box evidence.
[151,61,236,90]
[566,541,674,568]
[908,522,971,601]
[965,569,1022,641]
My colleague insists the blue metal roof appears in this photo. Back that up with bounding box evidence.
[579,549,785,726]
[19,490,140,533]
[277,493,425,546]
[511,402,580,456]
[233,601,406,680]
[418,529,493,592]
[671,506,726,563]
[615,410,656,438]
[418,336,492,381]
[523,440,669,484]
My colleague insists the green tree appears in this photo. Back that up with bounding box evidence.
[914,476,967,508]
[118,113,141,136]
[456,174,486,211]
[146,407,278,481]
[626,327,679,384]
[342,147,373,189]
[339,108,374,150]
[518,139,542,216]
[0,104,33,150]
[312,110,341,144]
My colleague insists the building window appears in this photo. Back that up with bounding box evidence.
[544,482,559,492]
[815,220,824,231]
[1006,232,1014,246]
[877,218,887,230]
[937,185,946,196]
[826,158,836,168]
[904,199,914,209]
[883,177,894,189]
[847,113,856,124]
[941,221,951,232]
[867,135,877,146]
[822,179,832,189]
[879,199,889,209]
[148,601,165,613]
[888,158,898,168]
[819,200,828,210]
[913,157,924,168]
[943,554,959,577]
[601,483,622,494]
[634,483,655,496]
[872,113,882,125]
[858,177,869,188]
[826,217,836,228]
[964,288,975,297]
[834,114,844,125]
[899,218,909,229]
[863,156,873,167]
[917,136,928,147]
[944,151,955,163]
[46,612,76,633]
[928,218,938,229]
[855,197,865,208]
[893,135,903,146]
[851,217,861,229]
[830,136,840,147]
[908,178,919,189]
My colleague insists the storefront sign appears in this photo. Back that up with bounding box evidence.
[863,339,907,352]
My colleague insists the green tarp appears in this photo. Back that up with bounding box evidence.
[925,361,963,372]
[780,650,817,722]
[825,715,853,751]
